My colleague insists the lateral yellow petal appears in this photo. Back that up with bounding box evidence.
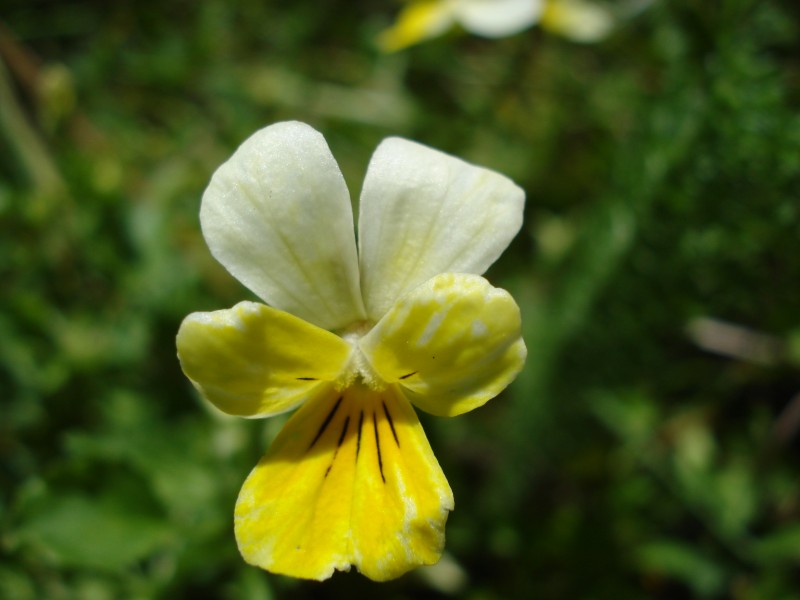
[540,0,614,42]
[360,273,526,417]
[176,301,351,417]
[234,383,454,581]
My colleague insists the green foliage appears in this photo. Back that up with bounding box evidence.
[2,0,799,598]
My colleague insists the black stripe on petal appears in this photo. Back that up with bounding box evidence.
[308,396,342,450]
[355,410,364,460]
[382,401,399,447]
[373,411,385,483]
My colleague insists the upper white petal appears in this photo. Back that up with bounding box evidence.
[200,121,366,330]
[357,137,525,320]
[454,0,543,37]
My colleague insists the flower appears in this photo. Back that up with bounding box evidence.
[377,0,614,51]
[176,121,526,581]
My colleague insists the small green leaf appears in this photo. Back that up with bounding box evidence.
[753,524,800,564]
[638,540,727,597]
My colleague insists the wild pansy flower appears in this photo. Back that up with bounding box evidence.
[176,121,526,581]
[377,0,614,51]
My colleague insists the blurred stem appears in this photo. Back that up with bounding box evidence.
[0,56,64,197]
[0,21,41,97]
[501,80,706,506]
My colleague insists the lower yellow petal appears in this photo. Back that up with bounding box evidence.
[234,383,454,581]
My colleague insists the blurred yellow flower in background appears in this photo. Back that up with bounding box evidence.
[377,0,615,51]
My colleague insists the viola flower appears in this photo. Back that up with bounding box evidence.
[377,0,614,52]
[176,121,526,581]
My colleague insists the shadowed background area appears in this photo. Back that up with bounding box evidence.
[2,1,800,598]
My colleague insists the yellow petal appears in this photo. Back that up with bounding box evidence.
[234,383,454,581]
[541,0,614,42]
[376,0,456,52]
[176,301,352,417]
[360,273,526,417]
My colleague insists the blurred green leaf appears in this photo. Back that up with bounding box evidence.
[638,540,727,597]
[753,524,800,565]
[13,495,172,571]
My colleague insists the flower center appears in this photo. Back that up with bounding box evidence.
[340,321,386,392]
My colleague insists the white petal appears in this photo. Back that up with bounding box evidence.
[455,0,543,38]
[201,121,366,331]
[357,137,525,320]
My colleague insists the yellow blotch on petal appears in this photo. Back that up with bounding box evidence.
[360,273,526,417]
[177,301,352,418]
[234,383,454,581]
